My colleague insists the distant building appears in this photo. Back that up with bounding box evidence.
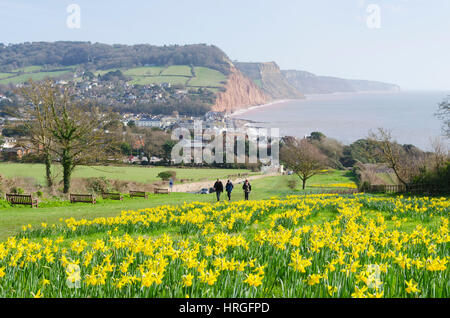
[1,137,17,149]
[135,119,162,128]
[204,111,225,122]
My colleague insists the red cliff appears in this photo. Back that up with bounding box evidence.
[212,67,271,113]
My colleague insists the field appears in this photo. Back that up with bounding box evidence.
[188,67,227,87]
[122,66,166,76]
[0,64,228,90]
[0,163,255,185]
[0,171,355,240]
[160,65,192,77]
[0,70,72,85]
[129,76,189,86]
[0,168,447,298]
[0,73,12,80]
[0,192,448,298]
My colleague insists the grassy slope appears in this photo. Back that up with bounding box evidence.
[0,171,357,240]
[129,76,189,86]
[0,163,255,185]
[160,65,192,77]
[0,70,72,85]
[122,66,165,76]
[189,67,227,87]
[0,73,12,79]
[0,65,226,91]
[12,66,45,73]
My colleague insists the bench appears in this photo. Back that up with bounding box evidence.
[130,191,148,199]
[101,192,123,201]
[70,194,96,204]
[6,194,38,208]
[154,188,170,194]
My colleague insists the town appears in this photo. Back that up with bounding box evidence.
[0,77,252,165]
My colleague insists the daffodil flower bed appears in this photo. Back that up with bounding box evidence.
[0,194,448,298]
[310,183,358,189]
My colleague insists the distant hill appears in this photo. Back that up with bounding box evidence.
[234,62,305,100]
[0,42,231,75]
[0,42,401,115]
[282,70,400,94]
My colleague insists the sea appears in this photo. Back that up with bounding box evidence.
[231,91,449,151]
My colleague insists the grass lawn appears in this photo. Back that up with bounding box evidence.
[0,162,447,298]
[0,163,256,185]
[0,70,72,85]
[1,64,229,89]
[11,65,44,73]
[122,66,166,76]
[0,171,358,240]
[160,65,192,77]
[0,193,206,240]
[189,67,227,87]
[129,76,189,86]
[0,72,13,79]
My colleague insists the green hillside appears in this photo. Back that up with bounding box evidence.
[0,64,227,90]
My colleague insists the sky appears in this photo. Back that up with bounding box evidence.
[0,0,449,90]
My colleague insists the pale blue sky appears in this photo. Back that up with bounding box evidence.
[1,0,449,90]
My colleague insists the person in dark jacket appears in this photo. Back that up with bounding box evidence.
[213,179,224,202]
[225,180,234,201]
[243,179,252,200]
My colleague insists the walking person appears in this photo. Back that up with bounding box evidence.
[225,180,234,201]
[169,178,174,193]
[213,179,224,202]
[243,179,252,201]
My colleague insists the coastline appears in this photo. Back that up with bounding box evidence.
[230,99,294,117]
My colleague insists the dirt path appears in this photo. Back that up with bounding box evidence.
[171,173,279,193]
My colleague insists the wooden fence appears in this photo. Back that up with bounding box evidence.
[367,184,406,194]
[366,184,448,195]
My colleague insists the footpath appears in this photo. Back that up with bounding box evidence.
[171,173,279,193]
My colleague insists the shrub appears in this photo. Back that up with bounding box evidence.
[11,187,24,194]
[157,171,177,181]
[0,199,12,209]
[287,179,298,190]
[85,177,111,194]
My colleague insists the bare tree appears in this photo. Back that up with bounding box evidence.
[17,80,56,187]
[368,128,425,187]
[20,80,121,193]
[280,138,328,189]
[429,137,449,172]
[48,95,121,193]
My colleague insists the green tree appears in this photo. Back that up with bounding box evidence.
[310,132,326,141]
[119,142,132,155]
[162,140,177,163]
